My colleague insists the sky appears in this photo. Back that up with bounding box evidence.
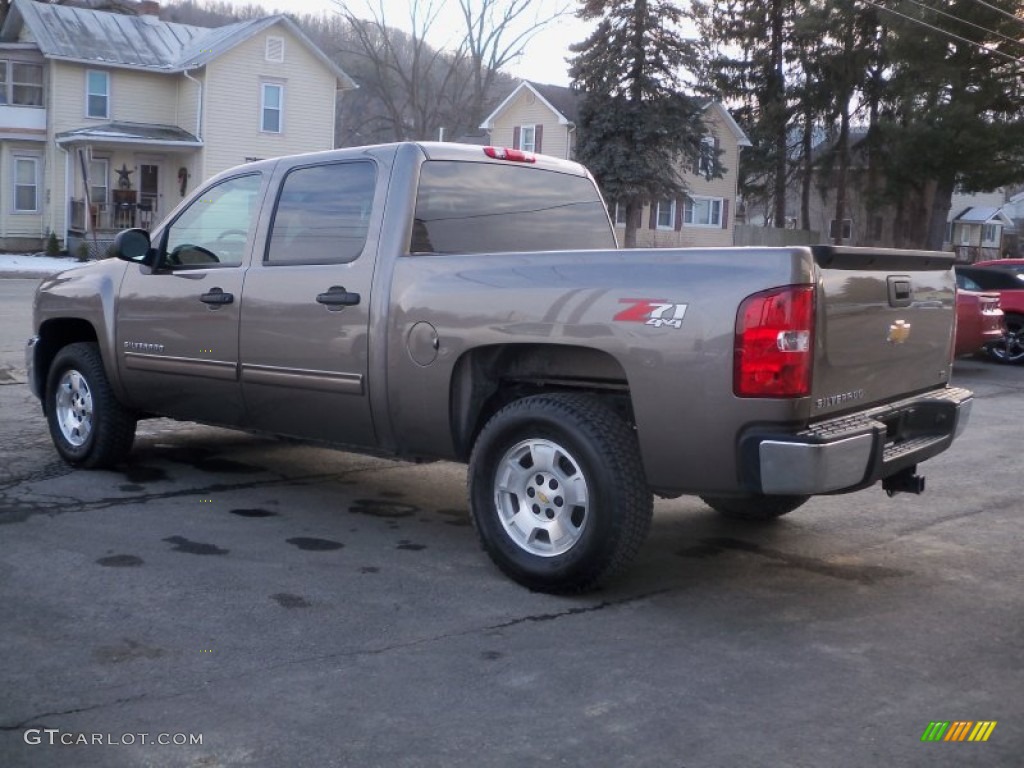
[213,0,593,86]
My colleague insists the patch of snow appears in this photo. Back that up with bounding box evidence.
[0,253,84,275]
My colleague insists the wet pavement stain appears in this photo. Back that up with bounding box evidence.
[438,508,472,527]
[122,465,168,484]
[119,484,144,492]
[230,508,278,518]
[349,499,418,518]
[93,639,165,664]
[270,593,311,609]
[162,536,229,556]
[676,537,907,584]
[97,554,144,567]
[194,457,264,474]
[0,506,32,525]
[359,566,380,574]
[480,651,503,661]
[286,537,344,551]
[396,541,427,551]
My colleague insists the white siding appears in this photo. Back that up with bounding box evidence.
[201,24,337,181]
[50,62,178,133]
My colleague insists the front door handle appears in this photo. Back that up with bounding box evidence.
[316,285,361,308]
[200,287,234,305]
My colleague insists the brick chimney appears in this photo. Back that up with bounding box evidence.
[138,1,160,16]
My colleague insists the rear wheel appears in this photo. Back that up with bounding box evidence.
[701,494,809,521]
[46,342,136,468]
[468,394,653,594]
[987,314,1024,364]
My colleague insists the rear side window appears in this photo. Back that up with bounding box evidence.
[266,161,376,265]
[412,161,615,254]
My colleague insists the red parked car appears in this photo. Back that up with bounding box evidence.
[956,264,1024,363]
[954,287,1004,357]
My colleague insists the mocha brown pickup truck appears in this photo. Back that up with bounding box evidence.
[28,142,972,592]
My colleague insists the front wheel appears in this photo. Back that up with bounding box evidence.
[986,314,1024,364]
[700,494,809,521]
[468,394,653,594]
[45,342,137,468]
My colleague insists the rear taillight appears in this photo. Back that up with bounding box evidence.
[483,146,536,163]
[734,285,815,398]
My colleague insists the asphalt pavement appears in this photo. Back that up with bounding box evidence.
[0,276,1021,767]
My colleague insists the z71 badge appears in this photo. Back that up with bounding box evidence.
[614,299,688,329]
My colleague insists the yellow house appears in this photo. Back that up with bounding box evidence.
[0,0,355,253]
[478,80,751,247]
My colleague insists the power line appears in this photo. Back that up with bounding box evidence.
[897,0,1024,52]
[859,0,1024,65]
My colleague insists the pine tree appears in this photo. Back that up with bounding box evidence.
[569,0,709,247]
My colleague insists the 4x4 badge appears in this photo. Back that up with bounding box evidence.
[614,299,688,330]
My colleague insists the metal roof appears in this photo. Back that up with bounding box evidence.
[954,207,1011,225]
[2,0,355,87]
[56,121,201,147]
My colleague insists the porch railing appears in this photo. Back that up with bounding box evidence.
[69,198,158,233]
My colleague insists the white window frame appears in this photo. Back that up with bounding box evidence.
[655,199,676,230]
[86,70,110,119]
[982,223,998,245]
[0,61,8,105]
[519,124,537,152]
[13,154,41,213]
[829,218,853,241]
[265,36,285,63]
[698,135,716,177]
[3,61,44,107]
[261,82,284,134]
[684,196,723,228]
[612,202,627,227]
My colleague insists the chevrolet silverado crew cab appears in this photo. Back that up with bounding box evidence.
[28,142,972,593]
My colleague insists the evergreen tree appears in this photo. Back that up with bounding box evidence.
[569,0,710,247]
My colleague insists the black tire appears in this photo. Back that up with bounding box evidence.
[700,494,809,521]
[45,342,137,468]
[986,314,1024,365]
[468,393,653,594]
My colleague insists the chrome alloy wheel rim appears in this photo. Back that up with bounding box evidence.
[55,369,94,447]
[493,438,590,557]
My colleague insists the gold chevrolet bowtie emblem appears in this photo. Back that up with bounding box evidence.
[538,492,549,504]
[888,320,912,344]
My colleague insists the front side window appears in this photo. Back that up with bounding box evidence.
[11,63,43,106]
[412,161,616,254]
[261,83,283,133]
[86,70,109,118]
[14,157,39,212]
[685,196,723,227]
[163,174,263,268]
[266,161,376,265]
[656,199,675,230]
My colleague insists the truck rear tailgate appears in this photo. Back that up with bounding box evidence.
[810,246,956,417]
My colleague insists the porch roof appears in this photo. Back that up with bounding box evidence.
[56,121,202,148]
[953,206,1013,226]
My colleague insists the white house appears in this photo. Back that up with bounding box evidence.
[0,0,355,253]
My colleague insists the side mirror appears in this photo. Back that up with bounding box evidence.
[114,228,153,265]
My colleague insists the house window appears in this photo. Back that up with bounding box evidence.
[261,83,283,133]
[612,202,628,227]
[697,136,716,178]
[86,70,110,118]
[14,156,40,212]
[88,159,110,206]
[656,199,676,230]
[519,125,536,152]
[982,224,998,244]
[829,218,852,240]
[684,196,723,227]
[265,36,285,62]
[7,62,43,106]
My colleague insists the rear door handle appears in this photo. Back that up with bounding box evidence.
[200,287,234,305]
[316,286,361,308]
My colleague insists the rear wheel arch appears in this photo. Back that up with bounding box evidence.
[449,343,634,460]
